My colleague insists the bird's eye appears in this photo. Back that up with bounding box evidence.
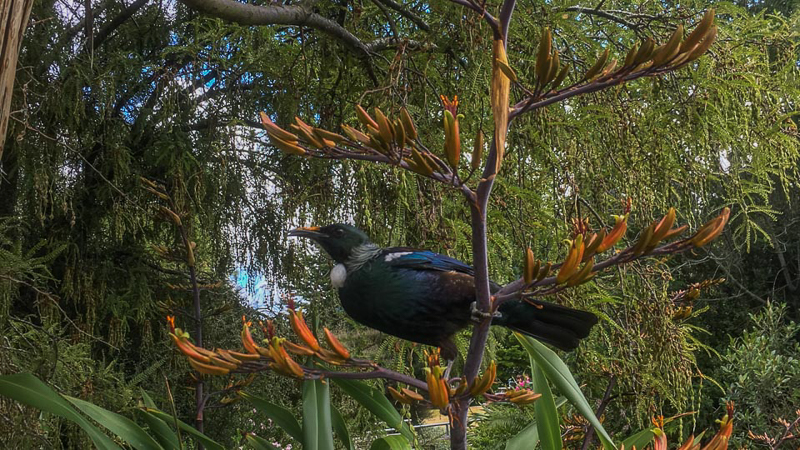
[333,228,344,237]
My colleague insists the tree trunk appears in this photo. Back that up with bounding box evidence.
[0,0,33,160]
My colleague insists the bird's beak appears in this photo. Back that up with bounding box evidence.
[288,226,327,240]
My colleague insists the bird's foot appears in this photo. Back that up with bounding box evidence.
[470,301,502,323]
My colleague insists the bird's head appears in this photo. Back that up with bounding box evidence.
[288,223,372,264]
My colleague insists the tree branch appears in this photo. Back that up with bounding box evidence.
[365,37,436,53]
[373,0,430,31]
[564,6,639,30]
[93,0,150,49]
[499,0,517,42]
[580,375,616,450]
[177,0,370,57]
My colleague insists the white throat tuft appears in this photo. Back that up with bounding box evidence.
[330,263,347,288]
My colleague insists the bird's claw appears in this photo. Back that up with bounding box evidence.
[470,301,502,323]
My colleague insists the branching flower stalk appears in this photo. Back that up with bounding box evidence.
[142,178,208,439]
[169,3,723,448]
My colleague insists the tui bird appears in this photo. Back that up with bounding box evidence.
[289,224,598,360]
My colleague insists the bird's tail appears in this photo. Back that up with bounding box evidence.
[494,299,598,351]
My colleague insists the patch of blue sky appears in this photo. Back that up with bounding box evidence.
[233,269,305,316]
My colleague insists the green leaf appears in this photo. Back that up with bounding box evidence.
[531,362,561,450]
[516,334,616,450]
[135,409,180,450]
[369,435,412,450]
[331,378,414,443]
[239,391,303,442]
[506,397,567,450]
[316,380,335,450]
[65,396,163,450]
[331,403,354,450]
[621,428,656,450]
[505,421,539,450]
[302,380,334,450]
[140,389,158,409]
[145,408,225,450]
[245,433,282,450]
[0,373,121,450]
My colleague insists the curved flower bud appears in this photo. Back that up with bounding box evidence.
[323,327,350,359]
[596,214,628,253]
[289,309,321,352]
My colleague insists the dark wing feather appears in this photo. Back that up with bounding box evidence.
[381,248,475,276]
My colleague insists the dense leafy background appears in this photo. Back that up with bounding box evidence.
[1,0,798,447]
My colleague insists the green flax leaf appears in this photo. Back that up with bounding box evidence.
[532,362,561,450]
[331,403,354,450]
[621,428,656,450]
[65,396,163,450]
[239,391,303,442]
[332,378,414,443]
[0,373,121,450]
[369,435,412,450]
[516,334,616,450]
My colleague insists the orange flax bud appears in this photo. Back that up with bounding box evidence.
[373,108,394,145]
[566,257,595,287]
[355,105,379,129]
[508,389,541,404]
[226,349,262,362]
[443,110,461,170]
[401,388,424,402]
[652,207,677,243]
[259,112,298,143]
[556,238,582,284]
[241,316,260,355]
[437,377,450,407]
[316,348,347,365]
[323,327,350,359]
[631,222,656,257]
[425,370,440,406]
[662,224,689,241]
[400,108,417,140]
[282,354,305,378]
[182,339,217,358]
[388,387,412,404]
[596,214,628,253]
[170,334,212,363]
[341,124,370,144]
[583,229,606,261]
[573,234,585,264]
[209,355,240,370]
[166,316,176,333]
[691,208,730,248]
[283,340,316,356]
[677,435,699,450]
[188,357,230,375]
[523,248,535,285]
[289,310,320,352]
[469,361,497,396]
[215,349,242,364]
[268,337,305,378]
[701,402,734,450]
[216,349,252,365]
